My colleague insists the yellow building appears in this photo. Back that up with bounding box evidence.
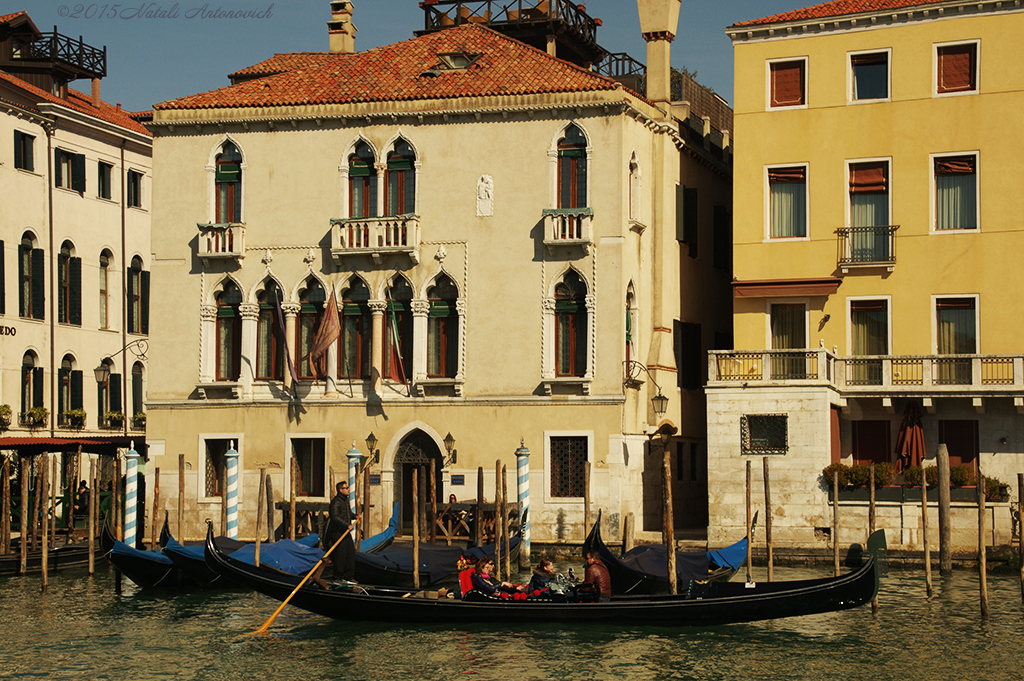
[145,1,733,543]
[708,0,1023,548]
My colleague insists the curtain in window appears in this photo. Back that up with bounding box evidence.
[340,281,371,380]
[935,156,976,230]
[349,142,377,218]
[386,139,416,216]
[851,300,887,384]
[558,124,587,209]
[771,304,805,349]
[257,304,284,380]
[937,44,975,93]
[216,285,241,381]
[769,168,806,237]
[770,61,804,106]
[937,299,976,355]
[385,279,413,383]
[850,162,890,260]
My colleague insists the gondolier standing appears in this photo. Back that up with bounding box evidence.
[328,481,359,582]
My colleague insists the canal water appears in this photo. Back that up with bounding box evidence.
[1,562,1022,681]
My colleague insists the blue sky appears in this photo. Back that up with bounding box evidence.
[18,0,812,111]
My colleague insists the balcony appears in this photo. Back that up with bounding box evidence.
[542,208,593,256]
[198,223,245,266]
[13,30,107,79]
[330,215,421,265]
[710,349,1024,398]
[836,225,898,273]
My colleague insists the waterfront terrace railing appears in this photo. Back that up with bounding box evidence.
[709,349,1024,395]
[836,225,898,272]
[16,29,107,78]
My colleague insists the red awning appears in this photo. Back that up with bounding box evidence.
[0,436,141,454]
[732,277,842,298]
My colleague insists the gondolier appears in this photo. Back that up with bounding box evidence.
[328,481,359,582]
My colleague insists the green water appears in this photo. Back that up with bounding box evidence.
[1,563,1022,680]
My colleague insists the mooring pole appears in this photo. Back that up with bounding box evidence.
[19,457,29,574]
[88,459,96,575]
[114,454,122,541]
[870,462,877,614]
[494,460,502,581]
[265,474,275,543]
[833,470,840,578]
[412,466,420,590]
[151,467,161,550]
[475,467,484,548]
[979,471,989,618]
[124,443,141,549]
[502,464,510,580]
[1,456,9,555]
[664,447,676,595]
[255,468,265,566]
[922,474,933,598]
[584,460,591,541]
[515,439,531,569]
[177,454,185,541]
[937,444,952,575]
[1018,473,1023,604]
[763,457,773,582]
[40,456,49,591]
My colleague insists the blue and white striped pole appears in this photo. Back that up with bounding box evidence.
[346,442,362,514]
[124,443,141,548]
[225,441,239,539]
[515,438,531,567]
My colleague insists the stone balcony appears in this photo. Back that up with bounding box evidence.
[542,207,593,255]
[197,223,245,265]
[330,215,421,264]
[709,349,1024,409]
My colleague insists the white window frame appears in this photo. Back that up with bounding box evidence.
[933,39,980,98]
[765,299,809,350]
[844,157,892,228]
[542,430,593,505]
[206,135,247,224]
[765,56,808,111]
[846,295,892,356]
[931,293,980,355]
[197,433,244,504]
[847,48,892,104]
[929,150,980,234]
[764,163,810,241]
[283,433,332,502]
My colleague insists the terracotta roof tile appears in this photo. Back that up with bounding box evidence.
[0,10,29,23]
[732,0,949,27]
[0,71,152,137]
[229,53,341,80]
[156,24,619,111]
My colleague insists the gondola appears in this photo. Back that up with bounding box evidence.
[359,502,400,554]
[102,522,181,588]
[354,536,521,587]
[204,522,884,626]
[583,510,755,595]
[0,537,106,576]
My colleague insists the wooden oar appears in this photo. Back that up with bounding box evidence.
[251,519,357,634]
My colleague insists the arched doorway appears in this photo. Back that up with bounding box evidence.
[393,430,444,535]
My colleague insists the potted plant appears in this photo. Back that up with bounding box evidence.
[872,462,897,487]
[949,464,977,488]
[0,404,11,430]
[25,406,49,428]
[64,408,87,429]
[848,465,871,488]
[821,462,851,489]
[132,411,146,430]
[105,410,125,429]
[984,476,1010,503]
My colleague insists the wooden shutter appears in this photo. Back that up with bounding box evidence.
[674,320,702,390]
[683,187,698,258]
[58,252,68,322]
[14,131,23,169]
[405,169,416,214]
[140,270,150,334]
[69,257,82,325]
[110,374,122,412]
[72,153,86,192]
[32,367,44,408]
[576,155,587,208]
[770,61,805,106]
[126,267,136,332]
[713,205,730,271]
[31,248,45,320]
[54,149,63,186]
[71,370,83,410]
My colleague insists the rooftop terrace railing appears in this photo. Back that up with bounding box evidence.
[421,0,599,44]
[16,29,107,78]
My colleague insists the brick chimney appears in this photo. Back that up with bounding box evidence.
[328,1,357,53]
[636,0,681,105]
[91,78,101,107]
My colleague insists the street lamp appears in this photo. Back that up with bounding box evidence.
[363,432,380,471]
[443,432,458,467]
[624,360,670,417]
[95,338,149,435]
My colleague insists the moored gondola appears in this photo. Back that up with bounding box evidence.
[204,521,884,626]
[102,522,181,588]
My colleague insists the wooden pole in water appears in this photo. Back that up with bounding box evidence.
[922,473,933,598]
[31,463,42,551]
[502,464,510,580]
[289,457,297,541]
[88,459,96,575]
[19,457,28,574]
[49,458,56,551]
[412,466,421,590]
[979,471,989,618]
[429,459,437,545]
[177,454,185,540]
[1018,473,1023,604]
[869,462,877,614]
[937,443,952,575]
[664,447,676,595]
[362,466,370,541]
[114,454,122,541]
[744,459,752,583]
[265,474,275,543]
[832,470,840,578]
[2,456,9,555]
[40,456,49,591]
[491,458,499,577]
[623,512,635,554]
[763,457,773,582]
[73,448,81,542]
[255,468,266,566]
[584,460,591,540]
[150,468,160,550]
[475,467,484,548]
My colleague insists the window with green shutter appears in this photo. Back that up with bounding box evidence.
[216,282,242,381]
[98,161,113,200]
[215,142,241,222]
[127,170,143,208]
[427,274,459,378]
[349,142,378,218]
[54,149,86,191]
[14,131,34,171]
[340,279,371,380]
[554,270,588,377]
[386,139,416,216]
[557,124,588,209]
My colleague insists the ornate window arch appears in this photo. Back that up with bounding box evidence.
[426,273,459,378]
[207,136,246,224]
[552,122,590,209]
[256,279,286,381]
[297,277,327,380]
[214,279,243,381]
[384,275,414,383]
[347,140,378,219]
[384,136,418,216]
[339,276,372,380]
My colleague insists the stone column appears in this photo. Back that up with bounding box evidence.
[239,303,260,398]
[411,299,429,383]
[325,344,339,397]
[199,305,217,382]
[369,300,386,393]
[282,302,301,389]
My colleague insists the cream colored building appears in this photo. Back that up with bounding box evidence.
[145,1,733,542]
[709,0,1024,549]
[1,13,151,478]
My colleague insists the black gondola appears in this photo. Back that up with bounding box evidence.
[204,522,884,626]
[102,522,180,588]
[582,510,756,594]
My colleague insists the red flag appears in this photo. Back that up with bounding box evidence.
[309,289,341,378]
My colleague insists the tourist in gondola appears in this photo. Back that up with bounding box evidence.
[528,558,558,593]
[470,558,522,596]
[584,550,611,602]
[327,481,359,582]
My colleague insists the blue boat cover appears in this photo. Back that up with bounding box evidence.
[164,535,246,561]
[111,540,173,564]
[463,536,521,563]
[708,537,748,570]
[359,543,466,584]
[229,539,324,574]
[620,536,747,583]
[361,502,400,553]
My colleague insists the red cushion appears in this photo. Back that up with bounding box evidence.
[458,569,474,597]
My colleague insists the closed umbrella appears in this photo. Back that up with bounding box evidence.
[894,399,926,472]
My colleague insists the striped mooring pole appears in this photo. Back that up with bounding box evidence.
[515,438,531,566]
[225,442,239,539]
[124,443,141,548]
[347,442,362,514]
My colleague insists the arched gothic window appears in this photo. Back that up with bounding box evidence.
[427,274,459,378]
[257,281,286,381]
[297,279,327,379]
[349,141,378,218]
[385,277,413,383]
[216,281,242,381]
[215,141,242,223]
[340,279,371,380]
[558,124,588,209]
[555,270,588,377]
[386,139,416,216]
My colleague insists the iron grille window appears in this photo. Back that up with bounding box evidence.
[550,436,587,497]
[741,415,788,455]
[204,439,231,497]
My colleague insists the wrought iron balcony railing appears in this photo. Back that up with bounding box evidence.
[836,225,898,272]
[421,0,599,45]
[330,215,421,264]
[15,30,107,78]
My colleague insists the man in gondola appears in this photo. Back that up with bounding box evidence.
[584,550,611,602]
[74,480,90,515]
[327,481,359,582]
